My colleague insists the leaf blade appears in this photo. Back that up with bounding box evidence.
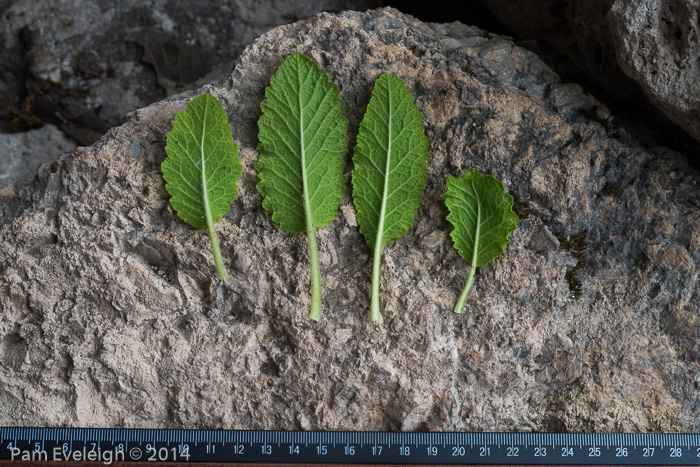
[352,73,429,248]
[161,92,242,279]
[256,52,348,233]
[442,168,519,268]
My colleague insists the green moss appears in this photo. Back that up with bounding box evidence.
[463,64,476,77]
[597,181,620,199]
[7,81,59,131]
[564,269,583,299]
[510,191,533,220]
[560,233,588,266]
[578,106,611,131]
[555,232,588,299]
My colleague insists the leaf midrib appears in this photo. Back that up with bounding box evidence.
[470,180,481,267]
[298,64,314,234]
[199,99,213,232]
[375,81,392,249]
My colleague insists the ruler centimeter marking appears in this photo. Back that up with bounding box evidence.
[1,429,700,465]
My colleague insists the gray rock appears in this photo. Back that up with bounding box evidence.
[477,0,700,144]
[0,124,77,188]
[608,0,700,142]
[1,8,699,431]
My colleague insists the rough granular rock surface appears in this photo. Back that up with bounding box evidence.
[1,8,699,430]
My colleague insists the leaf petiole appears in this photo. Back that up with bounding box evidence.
[454,194,480,313]
[307,225,322,321]
[207,219,228,280]
[454,265,476,314]
[370,243,383,321]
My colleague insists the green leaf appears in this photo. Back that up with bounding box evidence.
[256,52,348,321]
[352,73,429,321]
[441,168,519,314]
[161,92,242,281]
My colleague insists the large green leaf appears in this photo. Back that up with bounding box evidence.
[351,73,429,321]
[256,52,348,320]
[442,168,519,313]
[162,92,242,280]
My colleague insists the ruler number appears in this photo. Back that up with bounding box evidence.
[507,446,519,457]
[232,444,244,455]
[452,446,465,457]
[670,447,682,458]
[616,447,628,457]
[289,445,299,455]
[317,445,327,455]
[697,448,700,457]
[643,447,654,457]
[205,444,216,454]
[480,446,491,457]
[345,446,355,456]
[428,446,438,456]
[400,446,411,456]
[372,445,382,455]
[589,447,601,457]
[262,444,272,455]
[535,447,546,457]
[562,447,574,457]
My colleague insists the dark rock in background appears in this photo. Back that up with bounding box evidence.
[608,0,700,142]
[1,8,698,431]
[475,0,700,147]
[0,0,381,184]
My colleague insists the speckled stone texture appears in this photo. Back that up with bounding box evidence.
[1,8,699,431]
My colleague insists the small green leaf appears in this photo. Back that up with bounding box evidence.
[256,52,349,321]
[161,92,242,280]
[352,73,429,321]
[442,168,519,314]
